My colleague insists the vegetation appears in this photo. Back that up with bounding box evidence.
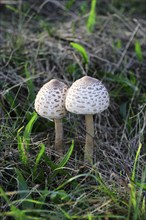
[0,0,146,219]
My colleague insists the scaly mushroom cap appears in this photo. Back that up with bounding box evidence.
[35,79,68,120]
[65,76,109,114]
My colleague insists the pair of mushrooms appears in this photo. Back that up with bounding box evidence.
[34,76,109,163]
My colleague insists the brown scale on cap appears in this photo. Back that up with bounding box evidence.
[35,79,68,120]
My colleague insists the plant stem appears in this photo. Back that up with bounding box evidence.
[84,114,94,163]
[54,119,63,155]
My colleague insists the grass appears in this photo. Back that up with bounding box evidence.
[0,0,146,219]
[86,0,97,32]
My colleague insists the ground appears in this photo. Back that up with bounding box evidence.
[0,0,146,220]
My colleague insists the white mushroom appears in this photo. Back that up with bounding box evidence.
[65,76,109,163]
[34,79,68,155]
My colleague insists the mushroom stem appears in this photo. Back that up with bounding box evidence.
[54,119,63,155]
[84,114,94,163]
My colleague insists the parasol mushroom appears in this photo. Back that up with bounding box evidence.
[34,79,68,155]
[65,76,109,163]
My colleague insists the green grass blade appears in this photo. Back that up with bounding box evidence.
[131,142,142,182]
[0,187,27,220]
[135,40,143,62]
[15,168,34,209]
[59,207,72,219]
[106,74,138,91]
[17,112,38,165]
[43,153,58,170]
[57,140,74,168]
[56,173,97,191]
[70,42,89,64]
[0,187,11,205]
[50,190,70,204]
[33,143,45,176]
[6,5,20,13]
[128,142,143,219]
[7,207,29,220]
[43,144,73,184]
[141,195,146,218]
[87,213,93,220]
[86,0,97,32]
[17,132,28,165]
[133,168,146,220]
[35,188,49,209]
[23,111,38,146]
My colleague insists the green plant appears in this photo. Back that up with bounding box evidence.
[17,112,38,165]
[33,143,45,177]
[70,42,89,64]
[135,40,143,62]
[86,0,97,32]
[128,142,146,220]
[65,0,76,9]
[15,168,34,210]
[0,187,29,220]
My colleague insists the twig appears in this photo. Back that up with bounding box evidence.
[114,23,140,71]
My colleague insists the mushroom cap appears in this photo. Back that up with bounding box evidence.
[34,79,68,120]
[65,76,109,115]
